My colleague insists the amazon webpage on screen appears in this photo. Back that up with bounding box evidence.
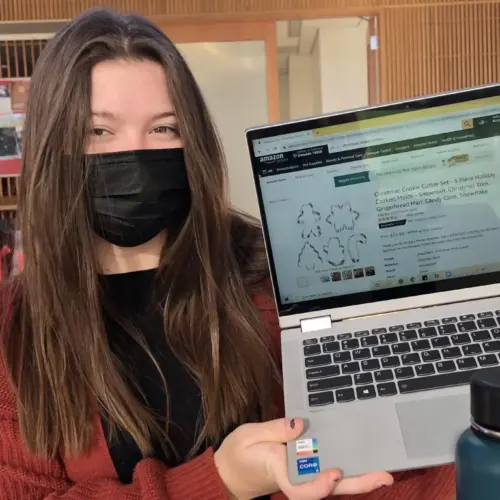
[254,96,500,305]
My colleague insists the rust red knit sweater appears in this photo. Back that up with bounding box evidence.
[0,286,455,500]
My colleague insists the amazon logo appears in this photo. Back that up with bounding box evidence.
[259,153,284,163]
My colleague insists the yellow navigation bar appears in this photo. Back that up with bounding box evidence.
[312,96,500,137]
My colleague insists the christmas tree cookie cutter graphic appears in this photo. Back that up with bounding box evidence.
[297,203,322,239]
[323,237,345,266]
[298,241,323,270]
[326,202,360,233]
[347,233,367,263]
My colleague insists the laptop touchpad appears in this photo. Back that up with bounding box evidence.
[396,394,468,459]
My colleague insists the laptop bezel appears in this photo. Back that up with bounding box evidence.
[246,84,500,327]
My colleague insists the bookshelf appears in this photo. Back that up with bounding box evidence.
[0,38,48,218]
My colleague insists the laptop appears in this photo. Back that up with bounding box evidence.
[245,84,500,484]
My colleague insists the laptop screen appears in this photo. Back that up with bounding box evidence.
[246,85,500,316]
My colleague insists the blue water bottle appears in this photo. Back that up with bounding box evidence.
[456,367,500,500]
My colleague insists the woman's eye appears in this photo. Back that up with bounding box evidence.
[90,128,109,137]
[153,125,177,135]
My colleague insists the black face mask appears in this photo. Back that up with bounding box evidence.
[87,148,191,247]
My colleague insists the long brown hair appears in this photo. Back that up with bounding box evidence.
[3,8,277,460]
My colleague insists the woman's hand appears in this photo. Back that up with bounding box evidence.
[214,417,393,500]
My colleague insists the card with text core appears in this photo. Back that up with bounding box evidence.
[296,437,319,456]
[297,456,320,476]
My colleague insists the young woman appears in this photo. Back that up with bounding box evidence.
[0,9,454,500]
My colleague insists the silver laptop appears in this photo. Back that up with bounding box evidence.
[245,84,500,484]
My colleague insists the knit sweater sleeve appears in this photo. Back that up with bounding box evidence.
[0,284,228,500]
[256,300,456,500]
[0,424,228,500]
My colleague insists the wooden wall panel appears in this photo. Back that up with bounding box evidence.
[380,2,500,102]
[0,40,47,78]
[1,0,499,103]
[1,0,499,23]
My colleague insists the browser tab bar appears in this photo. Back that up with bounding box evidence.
[253,106,500,158]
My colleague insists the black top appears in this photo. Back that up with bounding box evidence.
[99,268,203,483]
[99,268,271,500]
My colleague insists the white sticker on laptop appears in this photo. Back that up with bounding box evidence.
[296,437,319,457]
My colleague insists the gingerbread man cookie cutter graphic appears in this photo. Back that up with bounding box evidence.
[297,203,322,239]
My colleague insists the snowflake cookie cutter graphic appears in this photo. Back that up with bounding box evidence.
[326,202,360,233]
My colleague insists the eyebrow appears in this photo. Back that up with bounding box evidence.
[91,111,177,121]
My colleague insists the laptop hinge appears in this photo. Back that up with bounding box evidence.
[300,315,332,333]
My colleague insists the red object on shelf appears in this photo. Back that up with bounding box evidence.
[12,250,23,273]
[0,158,21,175]
[0,245,11,280]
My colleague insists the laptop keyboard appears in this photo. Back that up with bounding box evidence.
[304,311,500,407]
